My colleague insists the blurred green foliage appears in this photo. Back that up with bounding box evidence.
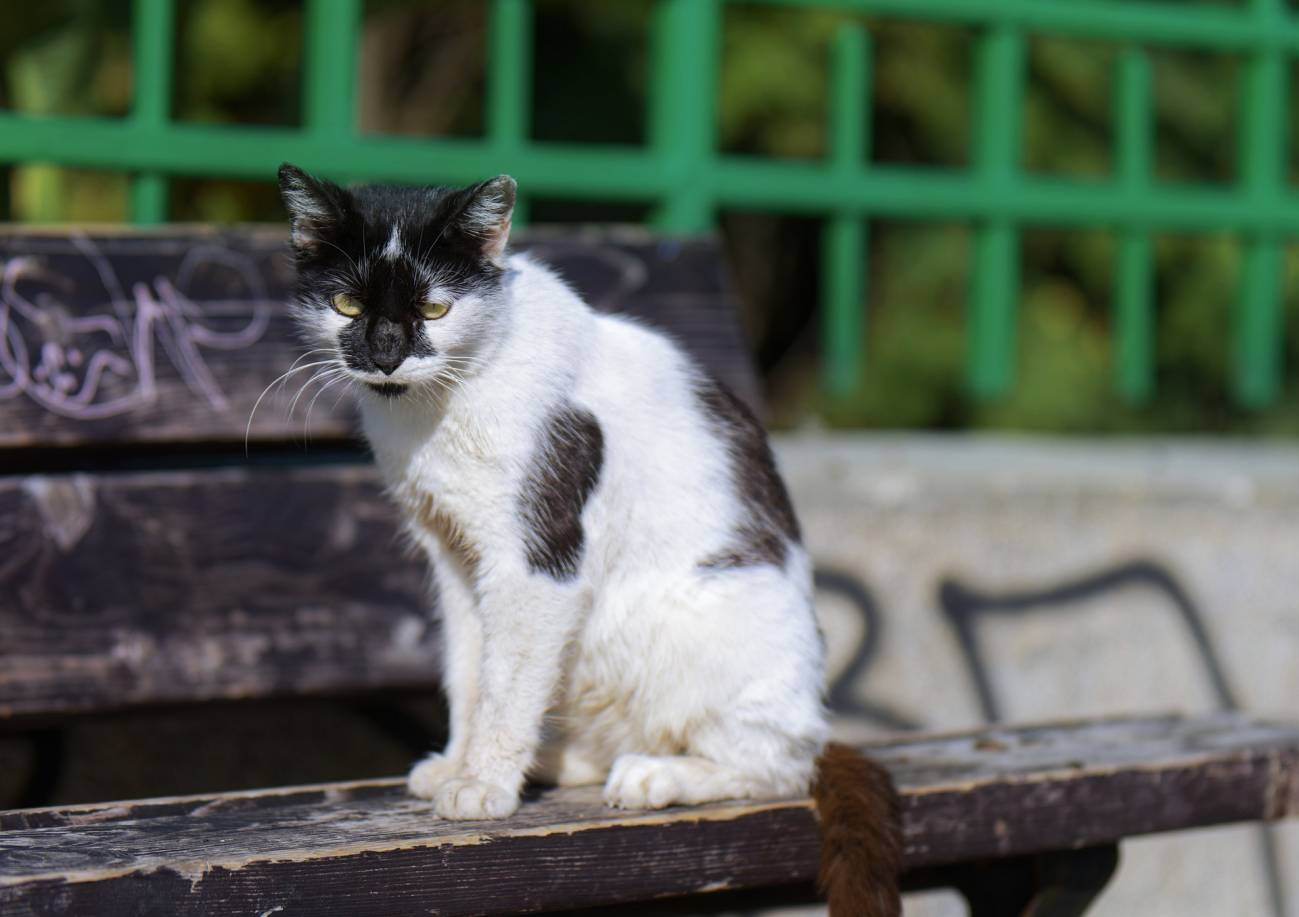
[2,0,1297,433]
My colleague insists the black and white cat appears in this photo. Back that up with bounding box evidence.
[278,165,898,914]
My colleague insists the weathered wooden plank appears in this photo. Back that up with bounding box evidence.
[0,227,756,450]
[0,464,433,720]
[1,715,1296,915]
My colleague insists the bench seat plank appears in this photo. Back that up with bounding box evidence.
[0,465,431,721]
[3,715,1296,916]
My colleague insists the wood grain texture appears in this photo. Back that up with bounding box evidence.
[0,465,432,720]
[0,227,757,450]
[2,715,1297,915]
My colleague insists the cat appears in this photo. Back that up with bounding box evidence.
[278,164,900,916]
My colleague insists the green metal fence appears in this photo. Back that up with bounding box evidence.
[0,0,1293,406]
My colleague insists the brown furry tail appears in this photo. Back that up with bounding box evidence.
[811,742,902,917]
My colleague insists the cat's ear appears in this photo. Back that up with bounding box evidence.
[278,163,345,254]
[459,175,516,266]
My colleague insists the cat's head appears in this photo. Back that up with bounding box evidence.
[277,163,515,397]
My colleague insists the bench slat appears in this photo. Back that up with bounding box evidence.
[0,228,757,450]
[2,715,1297,915]
[0,465,431,720]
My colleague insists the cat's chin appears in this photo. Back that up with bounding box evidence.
[366,382,409,398]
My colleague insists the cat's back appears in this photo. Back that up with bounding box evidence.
[571,308,751,561]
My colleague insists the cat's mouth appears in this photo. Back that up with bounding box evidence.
[365,382,409,398]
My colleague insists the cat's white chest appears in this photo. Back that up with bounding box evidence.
[361,396,514,553]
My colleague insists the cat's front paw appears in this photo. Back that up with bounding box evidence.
[434,777,519,819]
[407,753,462,800]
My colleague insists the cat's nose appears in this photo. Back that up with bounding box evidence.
[369,318,406,375]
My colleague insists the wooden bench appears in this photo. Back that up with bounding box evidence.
[1,229,1297,915]
[3,715,1297,915]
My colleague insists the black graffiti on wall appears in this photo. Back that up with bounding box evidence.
[936,558,1239,722]
[814,568,923,731]
[816,557,1284,917]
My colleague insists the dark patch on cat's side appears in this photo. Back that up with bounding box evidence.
[519,407,604,581]
[695,374,800,570]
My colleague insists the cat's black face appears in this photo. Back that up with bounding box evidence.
[278,164,515,396]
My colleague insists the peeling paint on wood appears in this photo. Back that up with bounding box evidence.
[1,715,1296,916]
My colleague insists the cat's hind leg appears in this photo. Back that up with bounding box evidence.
[602,716,818,810]
[602,564,826,810]
[603,754,762,809]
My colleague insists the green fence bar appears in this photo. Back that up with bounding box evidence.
[822,24,870,398]
[130,0,174,224]
[968,24,1024,398]
[823,215,867,398]
[1114,48,1153,403]
[1236,0,1287,407]
[1239,239,1284,407]
[648,0,720,232]
[0,0,1293,409]
[1116,231,1154,403]
[487,0,533,226]
[304,0,360,141]
[751,0,1299,51]
[488,0,531,151]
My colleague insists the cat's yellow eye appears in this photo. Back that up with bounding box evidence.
[419,300,451,320]
[331,293,364,318]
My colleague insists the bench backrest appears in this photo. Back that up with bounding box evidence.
[0,227,756,722]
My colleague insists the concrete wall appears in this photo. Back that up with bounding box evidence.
[774,434,1299,917]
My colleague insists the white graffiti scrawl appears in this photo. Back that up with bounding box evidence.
[0,235,272,420]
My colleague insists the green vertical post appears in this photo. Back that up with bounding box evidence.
[1114,47,1153,403]
[822,24,871,398]
[968,24,1024,399]
[488,0,532,226]
[304,0,360,141]
[487,0,531,150]
[648,0,720,232]
[1236,0,1286,407]
[130,0,173,223]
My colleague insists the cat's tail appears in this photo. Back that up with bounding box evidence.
[812,742,902,917]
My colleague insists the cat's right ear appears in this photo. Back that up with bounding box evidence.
[278,163,344,254]
[459,175,516,266]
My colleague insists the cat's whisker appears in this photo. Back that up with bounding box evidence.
[287,366,341,419]
[244,359,338,456]
[440,355,486,370]
[303,372,349,442]
[283,348,332,375]
[276,349,340,399]
[330,379,354,412]
[423,372,461,399]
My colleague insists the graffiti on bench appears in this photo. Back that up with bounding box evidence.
[0,235,271,420]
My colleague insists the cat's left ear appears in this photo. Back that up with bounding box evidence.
[460,175,516,266]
